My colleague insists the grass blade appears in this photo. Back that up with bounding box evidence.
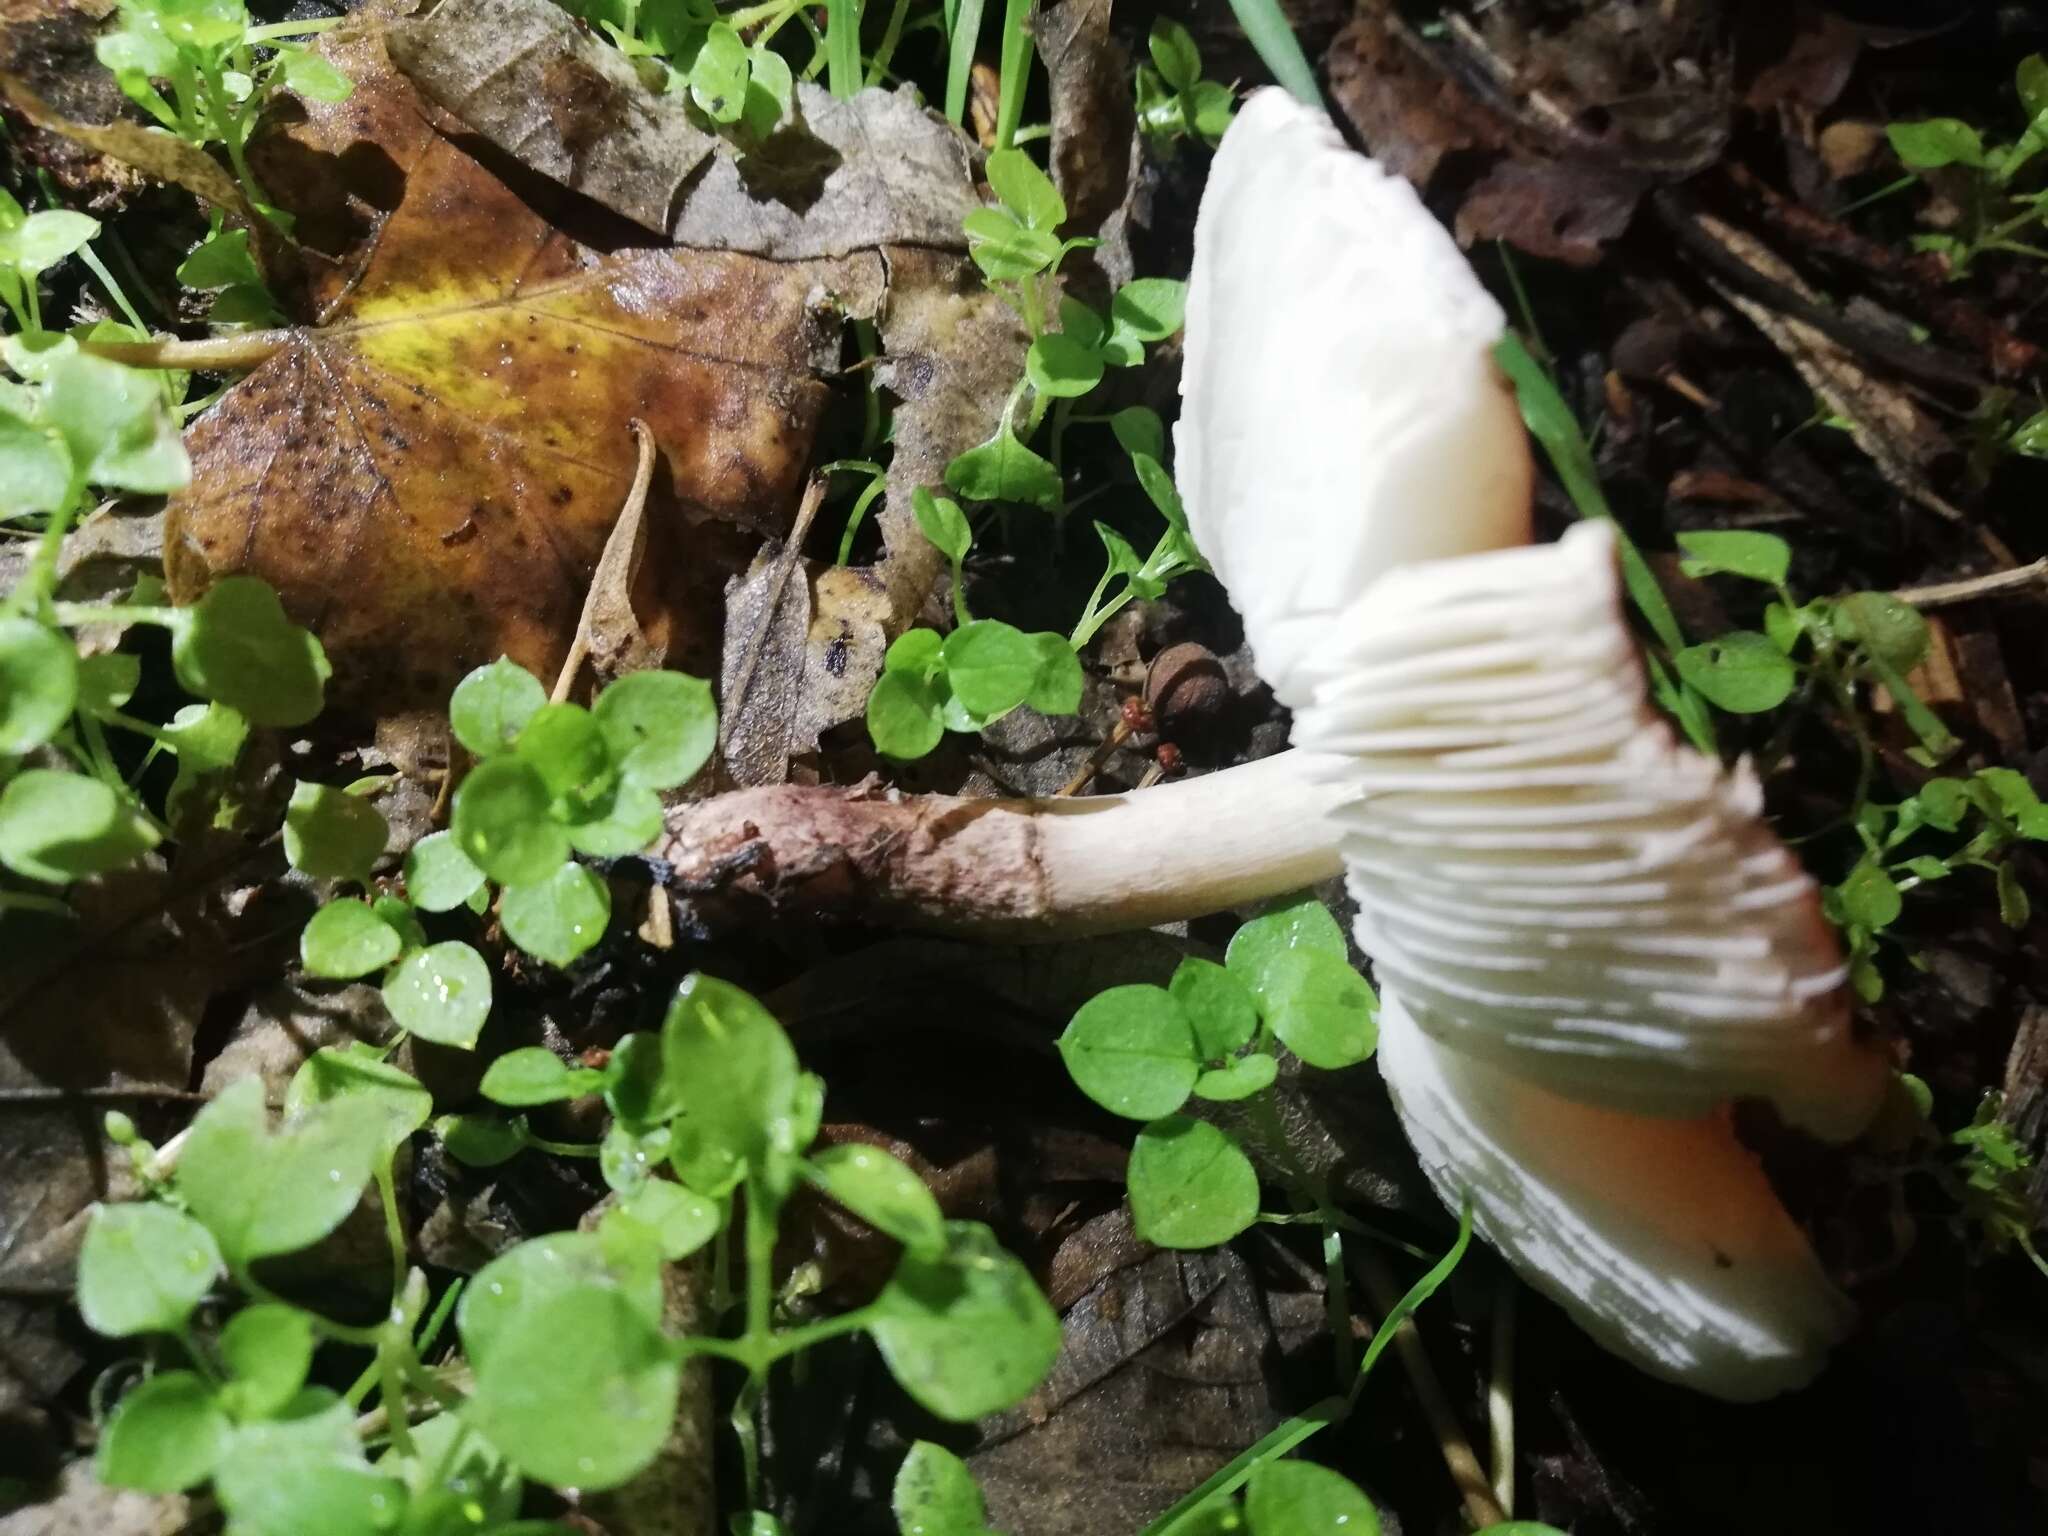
[944,0,986,124]
[994,0,1032,148]
[1223,0,1322,108]
[824,0,861,98]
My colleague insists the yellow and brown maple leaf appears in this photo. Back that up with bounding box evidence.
[165,26,870,712]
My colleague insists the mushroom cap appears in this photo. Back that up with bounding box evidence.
[1293,522,1887,1141]
[1175,88,1533,709]
[1376,992,1855,1402]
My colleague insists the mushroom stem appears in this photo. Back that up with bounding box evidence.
[655,748,1348,938]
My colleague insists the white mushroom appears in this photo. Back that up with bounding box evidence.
[1377,992,1854,1402]
[1176,87,1533,708]
[1173,87,1885,1398]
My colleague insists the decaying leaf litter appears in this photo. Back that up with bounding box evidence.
[5,0,2048,1533]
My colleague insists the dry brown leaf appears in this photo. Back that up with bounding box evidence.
[166,26,870,712]
[554,418,663,699]
[392,0,979,259]
[385,0,716,236]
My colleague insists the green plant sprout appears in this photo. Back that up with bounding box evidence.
[1883,54,2048,276]
[175,215,284,328]
[558,0,798,130]
[0,332,327,904]
[293,656,717,1037]
[1944,1095,2048,1280]
[95,0,354,221]
[73,974,1062,1533]
[1134,19,1235,150]
[1057,896,1377,1250]
[864,152,1204,758]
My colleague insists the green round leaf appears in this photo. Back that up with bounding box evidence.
[1058,984,1200,1120]
[1675,530,1790,586]
[480,1046,597,1107]
[452,757,568,886]
[77,1203,222,1338]
[964,208,1060,280]
[11,209,98,274]
[383,940,493,1047]
[300,899,403,980]
[870,1220,1061,1422]
[868,668,947,759]
[1192,1052,1279,1103]
[283,1046,431,1157]
[1838,859,1902,930]
[565,780,665,857]
[449,657,546,757]
[1673,632,1796,714]
[807,1142,945,1253]
[171,578,330,728]
[1243,1460,1382,1536]
[1127,1115,1259,1250]
[593,669,717,790]
[76,651,140,717]
[516,701,616,819]
[688,20,750,121]
[1838,590,1931,673]
[616,1178,723,1260]
[1146,18,1202,92]
[984,148,1064,230]
[458,1230,664,1370]
[1261,950,1379,1070]
[911,486,972,564]
[0,409,73,518]
[403,830,487,912]
[175,1079,387,1267]
[1887,117,1985,169]
[280,45,353,102]
[1110,279,1187,342]
[0,617,77,754]
[218,1303,316,1420]
[1225,897,1349,1001]
[1026,333,1105,399]
[893,1441,987,1535]
[660,972,801,1167]
[0,768,159,883]
[435,1111,525,1167]
[1170,957,1258,1059]
[98,1371,230,1493]
[500,860,611,967]
[944,423,1062,509]
[469,1285,680,1491]
[211,1391,405,1536]
[283,780,388,882]
[1109,406,1165,463]
[941,620,1040,719]
[1025,633,1083,716]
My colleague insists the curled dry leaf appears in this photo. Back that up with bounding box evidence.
[165,25,870,713]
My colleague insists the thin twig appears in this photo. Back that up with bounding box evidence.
[1893,559,2048,610]
[1350,1246,1509,1530]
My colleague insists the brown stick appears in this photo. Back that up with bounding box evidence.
[1893,559,2048,609]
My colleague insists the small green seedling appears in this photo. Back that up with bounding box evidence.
[95,0,354,220]
[0,193,100,334]
[1883,54,2048,276]
[2,336,324,902]
[867,492,1083,759]
[176,216,284,327]
[1057,897,1377,1248]
[1134,19,1235,151]
[558,0,796,137]
[295,658,718,1033]
[82,973,1061,1530]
